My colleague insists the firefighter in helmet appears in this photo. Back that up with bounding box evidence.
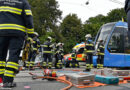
[69,49,79,68]
[97,40,105,69]
[84,34,94,71]
[54,42,64,69]
[26,32,41,70]
[0,0,34,87]
[43,37,54,69]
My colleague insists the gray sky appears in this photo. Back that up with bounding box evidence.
[56,0,125,23]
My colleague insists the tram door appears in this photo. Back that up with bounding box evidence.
[106,26,125,67]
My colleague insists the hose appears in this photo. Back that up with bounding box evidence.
[29,63,73,90]
[29,72,72,90]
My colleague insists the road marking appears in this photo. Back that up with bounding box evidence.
[0,87,12,90]
[24,85,31,90]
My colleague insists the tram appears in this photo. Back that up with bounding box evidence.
[93,21,130,67]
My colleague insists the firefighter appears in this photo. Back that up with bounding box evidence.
[97,40,105,69]
[24,36,33,69]
[54,42,64,69]
[0,0,34,88]
[69,49,79,68]
[43,37,54,69]
[84,34,94,71]
[26,32,41,70]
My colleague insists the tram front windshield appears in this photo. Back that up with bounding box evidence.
[95,23,115,50]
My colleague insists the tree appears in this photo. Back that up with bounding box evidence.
[106,8,126,22]
[83,14,106,38]
[28,0,62,37]
[83,8,126,39]
[60,14,83,53]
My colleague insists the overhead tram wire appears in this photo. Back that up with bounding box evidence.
[109,0,124,5]
[58,1,102,14]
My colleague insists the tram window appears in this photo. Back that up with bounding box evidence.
[95,23,115,50]
[124,28,130,54]
[108,27,124,53]
[97,24,114,44]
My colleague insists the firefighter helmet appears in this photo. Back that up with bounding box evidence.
[85,34,92,38]
[61,43,64,46]
[58,42,64,46]
[57,42,61,46]
[47,36,52,41]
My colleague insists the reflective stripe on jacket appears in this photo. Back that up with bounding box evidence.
[84,43,94,53]
[43,41,53,53]
[0,0,34,37]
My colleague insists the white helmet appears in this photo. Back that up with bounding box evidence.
[85,34,92,38]
[57,42,61,46]
[56,42,61,47]
[34,32,39,36]
[57,42,64,47]
[47,36,52,40]
[61,43,64,46]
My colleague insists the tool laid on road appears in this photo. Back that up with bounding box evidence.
[95,75,119,84]
[29,64,73,90]
[42,69,57,81]
[66,73,95,85]
[123,76,130,80]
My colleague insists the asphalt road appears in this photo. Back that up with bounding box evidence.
[10,69,130,90]
[12,81,130,90]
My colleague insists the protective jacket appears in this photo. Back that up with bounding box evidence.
[55,46,64,55]
[0,0,34,37]
[32,38,41,51]
[43,41,53,53]
[125,0,130,13]
[97,43,105,55]
[84,40,94,54]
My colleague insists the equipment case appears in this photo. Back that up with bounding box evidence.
[66,73,95,85]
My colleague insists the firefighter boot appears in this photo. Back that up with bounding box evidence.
[97,64,100,69]
[84,64,91,72]
[58,60,63,69]
[72,62,76,68]
[43,62,47,69]
[48,62,52,69]
[25,61,30,70]
[75,62,79,68]
[69,63,72,68]
[90,64,93,69]
[29,61,35,70]
[56,60,62,69]
[56,63,60,69]
[75,63,78,68]
[100,64,104,69]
